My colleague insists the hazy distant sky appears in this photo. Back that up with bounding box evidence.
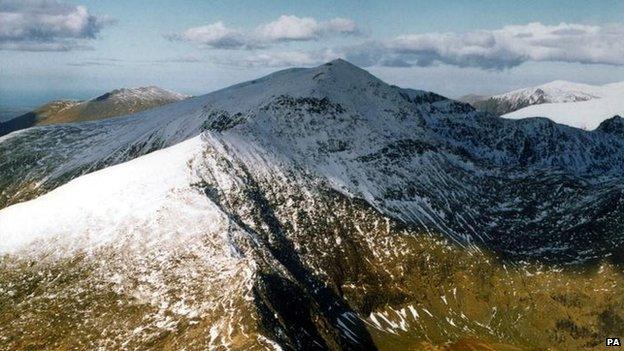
[2,0,624,106]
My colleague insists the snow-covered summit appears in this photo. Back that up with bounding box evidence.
[510,80,599,102]
[199,58,429,112]
[91,86,189,103]
[495,79,624,105]
[502,81,624,130]
[466,80,610,115]
[464,79,624,129]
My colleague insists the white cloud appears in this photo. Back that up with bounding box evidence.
[170,15,359,49]
[255,15,358,42]
[255,15,320,42]
[172,21,624,71]
[373,22,624,69]
[166,22,247,49]
[325,18,359,34]
[0,0,113,51]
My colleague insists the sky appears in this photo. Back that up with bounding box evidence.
[2,0,624,108]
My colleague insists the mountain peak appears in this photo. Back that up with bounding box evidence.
[467,79,610,117]
[92,86,188,102]
[308,59,385,92]
[324,58,356,67]
[297,58,378,85]
[596,115,624,136]
[204,59,392,113]
[321,58,371,74]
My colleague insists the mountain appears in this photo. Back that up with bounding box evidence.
[463,80,624,130]
[1,60,623,350]
[462,80,607,115]
[463,80,619,113]
[0,86,189,137]
[502,82,624,130]
[596,115,624,137]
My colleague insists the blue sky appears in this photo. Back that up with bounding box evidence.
[2,0,624,107]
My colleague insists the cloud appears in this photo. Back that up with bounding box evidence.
[255,15,358,42]
[165,22,248,49]
[169,15,359,49]
[171,21,624,70]
[361,22,624,69]
[0,0,113,51]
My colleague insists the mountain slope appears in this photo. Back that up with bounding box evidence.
[3,59,624,258]
[464,80,624,130]
[1,60,624,350]
[2,132,622,350]
[0,86,188,137]
[464,80,620,115]
[502,94,624,130]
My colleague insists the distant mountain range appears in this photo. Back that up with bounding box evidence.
[1,60,623,350]
[0,86,188,137]
[462,80,624,129]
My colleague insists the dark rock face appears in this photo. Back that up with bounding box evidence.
[93,92,113,101]
[596,115,624,137]
[0,112,37,137]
